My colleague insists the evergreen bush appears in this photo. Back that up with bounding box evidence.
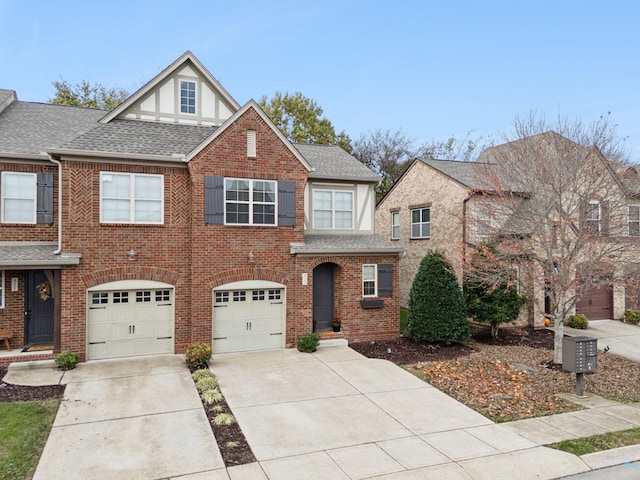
[407,250,469,344]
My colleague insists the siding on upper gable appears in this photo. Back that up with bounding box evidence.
[375,161,469,307]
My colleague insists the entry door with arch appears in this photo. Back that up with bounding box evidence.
[313,263,335,331]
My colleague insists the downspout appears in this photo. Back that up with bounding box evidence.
[462,192,473,265]
[47,154,63,255]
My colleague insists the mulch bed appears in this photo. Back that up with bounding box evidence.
[0,366,65,402]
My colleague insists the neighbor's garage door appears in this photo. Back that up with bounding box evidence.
[213,287,284,354]
[576,285,613,320]
[87,284,174,360]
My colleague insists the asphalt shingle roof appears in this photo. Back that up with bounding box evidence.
[54,118,215,159]
[0,242,80,267]
[291,234,403,254]
[0,100,104,157]
[295,144,380,182]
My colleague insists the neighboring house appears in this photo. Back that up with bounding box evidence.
[376,132,640,326]
[0,51,402,365]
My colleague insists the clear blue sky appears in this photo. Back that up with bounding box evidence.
[2,0,639,161]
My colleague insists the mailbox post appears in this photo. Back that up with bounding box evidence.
[562,336,597,397]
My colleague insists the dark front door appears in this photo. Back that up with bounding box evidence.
[313,263,334,331]
[25,270,54,346]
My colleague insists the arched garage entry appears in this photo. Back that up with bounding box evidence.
[87,280,175,360]
[212,280,286,354]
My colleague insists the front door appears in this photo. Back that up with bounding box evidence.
[313,263,334,331]
[25,270,54,346]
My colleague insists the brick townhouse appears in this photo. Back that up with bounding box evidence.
[0,51,402,364]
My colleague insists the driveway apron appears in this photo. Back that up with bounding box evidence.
[33,355,224,480]
[212,347,589,480]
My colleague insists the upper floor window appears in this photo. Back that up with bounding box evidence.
[476,204,493,237]
[100,172,164,224]
[391,211,400,240]
[584,201,600,235]
[411,207,430,238]
[363,264,377,297]
[0,271,4,308]
[629,205,640,236]
[1,172,36,223]
[225,178,276,225]
[180,80,196,114]
[313,190,353,229]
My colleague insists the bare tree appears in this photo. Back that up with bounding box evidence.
[471,112,634,363]
[419,132,490,162]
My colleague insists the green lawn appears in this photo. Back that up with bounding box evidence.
[0,398,60,480]
[547,427,640,456]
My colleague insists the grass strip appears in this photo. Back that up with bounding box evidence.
[0,398,61,480]
[547,427,640,456]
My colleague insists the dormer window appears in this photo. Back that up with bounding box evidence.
[180,81,196,114]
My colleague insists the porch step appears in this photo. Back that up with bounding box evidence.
[318,339,348,349]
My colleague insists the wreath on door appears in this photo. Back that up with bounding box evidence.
[36,280,51,301]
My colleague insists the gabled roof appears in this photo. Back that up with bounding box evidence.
[295,144,380,182]
[0,89,16,114]
[186,100,313,172]
[0,100,104,159]
[100,51,240,124]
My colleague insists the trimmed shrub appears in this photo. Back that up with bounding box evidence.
[568,314,589,329]
[297,333,321,353]
[407,250,469,344]
[54,350,79,370]
[185,342,212,370]
[624,310,640,325]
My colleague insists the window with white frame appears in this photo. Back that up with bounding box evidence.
[0,271,4,308]
[629,205,640,236]
[363,264,377,297]
[1,172,36,223]
[225,178,276,225]
[391,211,400,239]
[100,172,164,224]
[313,189,353,229]
[410,207,430,238]
[585,201,600,234]
[180,80,196,114]
[476,204,493,237]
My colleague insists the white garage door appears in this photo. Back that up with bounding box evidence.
[213,282,285,354]
[87,280,174,360]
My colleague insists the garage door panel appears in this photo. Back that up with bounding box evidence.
[213,287,284,354]
[87,287,174,360]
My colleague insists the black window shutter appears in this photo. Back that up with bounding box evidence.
[204,176,224,224]
[278,180,296,226]
[36,173,54,225]
[378,263,393,297]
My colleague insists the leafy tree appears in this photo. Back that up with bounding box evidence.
[407,250,469,344]
[463,243,524,338]
[352,129,416,201]
[258,91,352,151]
[50,79,128,110]
[472,112,633,363]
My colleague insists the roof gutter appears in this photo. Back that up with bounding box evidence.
[47,154,63,255]
[47,149,187,163]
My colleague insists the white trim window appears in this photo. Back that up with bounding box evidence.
[180,80,196,114]
[476,204,493,237]
[100,173,164,224]
[410,207,430,238]
[225,178,276,225]
[0,271,4,308]
[1,172,36,223]
[313,190,353,229]
[391,211,400,240]
[363,264,377,297]
[629,205,640,236]
[585,201,600,234]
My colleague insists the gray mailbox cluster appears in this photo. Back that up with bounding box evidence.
[562,336,597,373]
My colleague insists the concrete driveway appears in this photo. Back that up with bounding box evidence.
[212,346,589,480]
[30,355,225,480]
[565,319,640,363]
